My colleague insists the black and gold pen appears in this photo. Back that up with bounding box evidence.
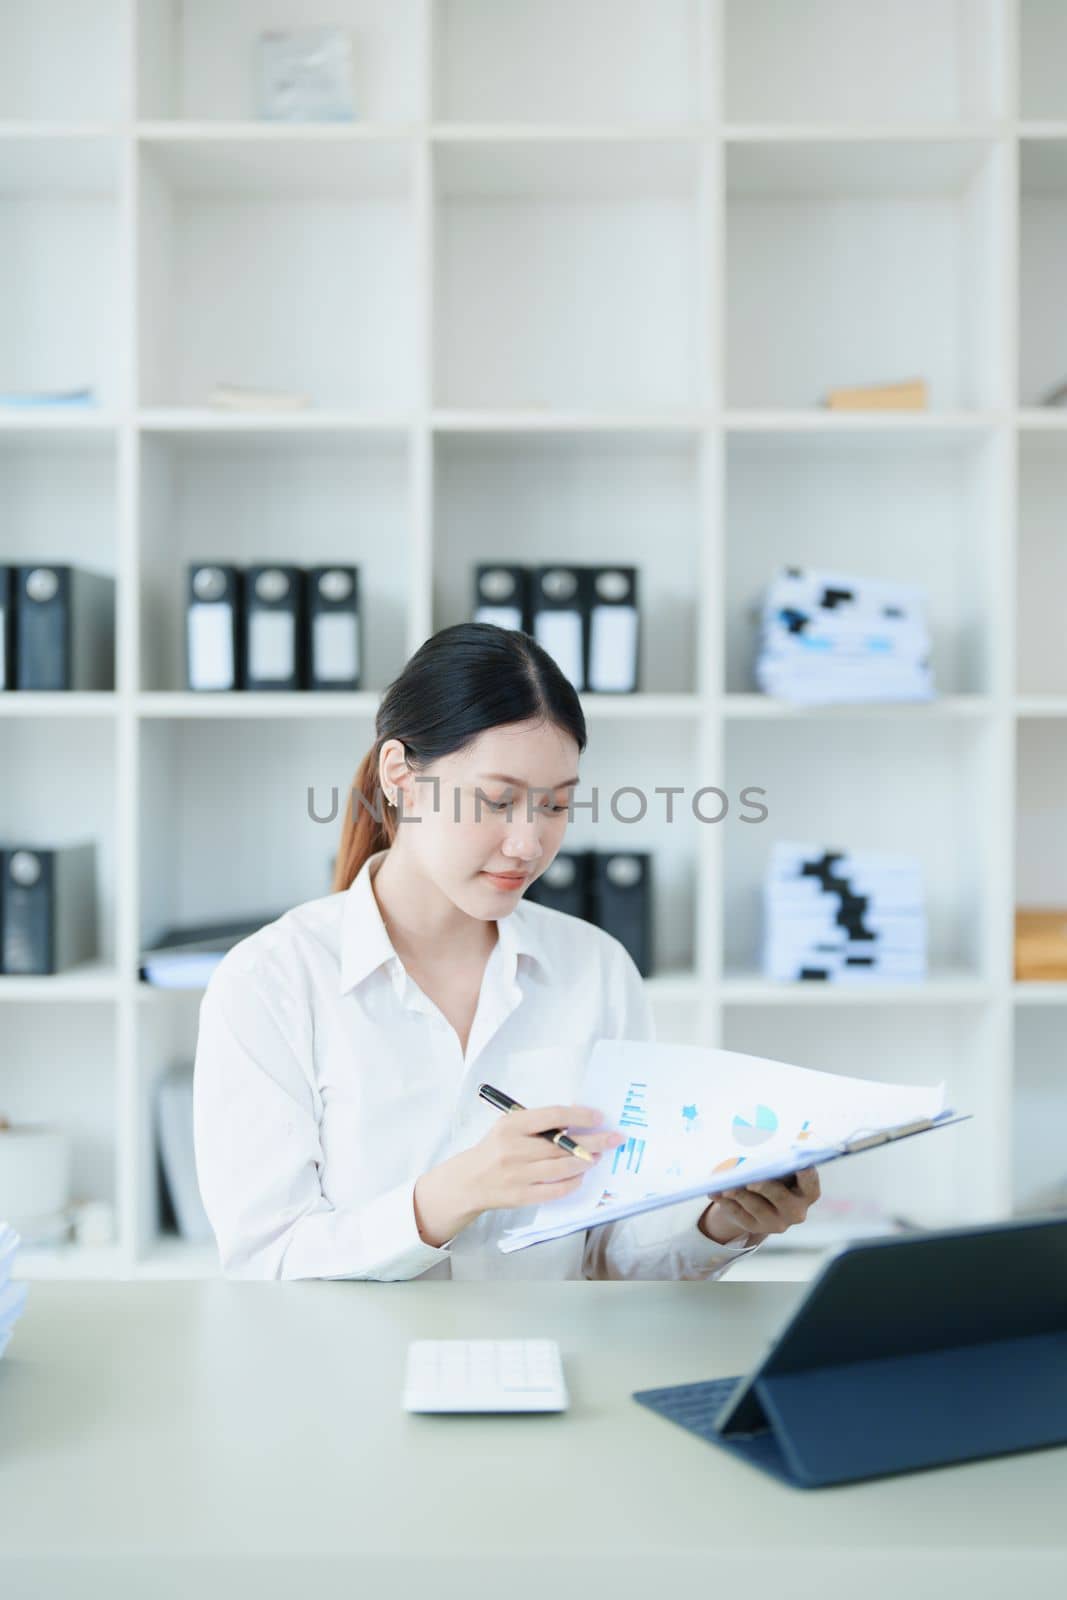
[477,1082,598,1163]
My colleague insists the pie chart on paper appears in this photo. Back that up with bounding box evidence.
[732,1104,779,1149]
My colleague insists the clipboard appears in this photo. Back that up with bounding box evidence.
[497,1109,971,1253]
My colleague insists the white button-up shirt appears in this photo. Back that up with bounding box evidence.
[193,847,762,1281]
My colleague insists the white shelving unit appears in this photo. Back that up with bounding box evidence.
[1,1,1064,1282]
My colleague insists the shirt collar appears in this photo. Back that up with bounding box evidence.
[338,848,549,996]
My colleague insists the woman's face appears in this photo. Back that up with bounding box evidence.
[392,719,580,920]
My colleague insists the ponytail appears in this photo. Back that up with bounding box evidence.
[331,622,587,895]
[330,744,397,893]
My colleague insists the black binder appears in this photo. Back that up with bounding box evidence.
[0,566,12,691]
[244,565,305,691]
[590,851,652,976]
[474,565,528,633]
[531,566,586,691]
[634,1217,1067,1489]
[307,566,361,691]
[186,564,242,692]
[587,566,639,693]
[0,843,97,975]
[524,851,590,919]
[14,565,114,691]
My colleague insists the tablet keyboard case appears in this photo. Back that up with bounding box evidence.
[634,1330,1067,1488]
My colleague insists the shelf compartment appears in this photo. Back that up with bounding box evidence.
[0,428,118,575]
[1020,1,1067,123]
[136,0,423,122]
[726,139,1005,411]
[434,0,707,126]
[724,427,1003,695]
[1015,720,1067,916]
[1020,139,1067,411]
[1017,431,1067,696]
[434,139,704,413]
[0,136,120,410]
[433,430,706,694]
[0,717,118,966]
[138,428,411,694]
[0,1,125,123]
[137,136,416,410]
[725,0,1002,128]
[1012,1004,1067,1215]
[138,714,377,949]
[0,1002,119,1244]
[722,716,996,980]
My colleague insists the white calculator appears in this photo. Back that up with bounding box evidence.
[403,1339,569,1413]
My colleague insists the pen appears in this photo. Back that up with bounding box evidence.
[477,1082,598,1163]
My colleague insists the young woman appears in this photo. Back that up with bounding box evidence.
[193,623,819,1279]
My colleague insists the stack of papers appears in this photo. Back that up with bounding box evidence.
[0,1224,28,1358]
[763,841,927,983]
[0,387,96,409]
[498,1039,962,1253]
[207,383,311,412]
[755,567,934,704]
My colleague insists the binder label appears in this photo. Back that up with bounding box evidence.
[249,611,296,682]
[188,603,235,691]
[589,604,638,692]
[312,612,359,683]
[535,610,584,691]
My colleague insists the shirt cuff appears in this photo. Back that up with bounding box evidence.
[355,1179,456,1280]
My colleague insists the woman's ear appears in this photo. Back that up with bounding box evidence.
[378,739,412,810]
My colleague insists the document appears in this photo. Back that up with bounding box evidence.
[497,1040,963,1253]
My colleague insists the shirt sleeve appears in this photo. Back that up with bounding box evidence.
[193,954,455,1281]
[579,943,766,1282]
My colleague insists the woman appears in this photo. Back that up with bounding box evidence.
[193,623,819,1279]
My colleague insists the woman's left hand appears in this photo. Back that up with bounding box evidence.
[697,1166,821,1247]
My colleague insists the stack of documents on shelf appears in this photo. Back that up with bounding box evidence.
[0,1224,28,1359]
[0,386,96,409]
[207,383,311,412]
[763,841,927,984]
[139,912,283,988]
[498,1039,965,1253]
[257,27,356,122]
[756,567,934,705]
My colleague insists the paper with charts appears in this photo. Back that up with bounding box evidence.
[497,1039,957,1253]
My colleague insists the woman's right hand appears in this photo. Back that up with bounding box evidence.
[462,1104,626,1212]
[412,1106,626,1248]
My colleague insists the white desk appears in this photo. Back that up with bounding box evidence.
[0,1282,1064,1599]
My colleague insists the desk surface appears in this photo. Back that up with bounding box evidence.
[1,1282,1064,1600]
